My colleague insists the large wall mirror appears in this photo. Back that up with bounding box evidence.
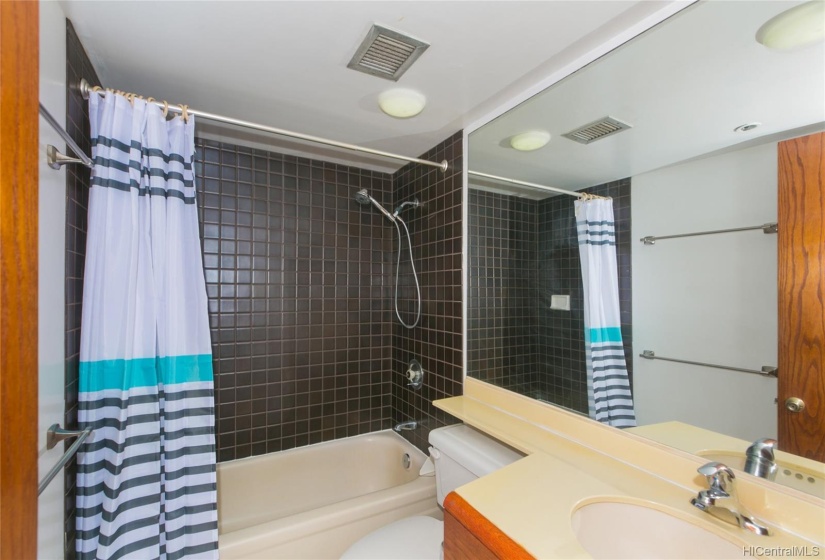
[465,0,825,497]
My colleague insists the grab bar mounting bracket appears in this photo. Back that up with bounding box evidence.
[46,423,88,450]
[46,144,90,170]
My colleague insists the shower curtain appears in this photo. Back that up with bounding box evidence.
[76,92,218,559]
[575,197,637,428]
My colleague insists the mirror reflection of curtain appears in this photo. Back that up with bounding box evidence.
[575,198,636,427]
[76,92,218,559]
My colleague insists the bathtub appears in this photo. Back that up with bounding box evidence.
[217,430,441,559]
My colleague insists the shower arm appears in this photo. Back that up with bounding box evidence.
[393,199,420,217]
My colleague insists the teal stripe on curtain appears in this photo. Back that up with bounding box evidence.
[79,355,214,392]
[588,327,623,344]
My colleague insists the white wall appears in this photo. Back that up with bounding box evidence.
[39,2,68,558]
[632,141,778,442]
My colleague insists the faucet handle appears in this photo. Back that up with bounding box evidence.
[698,462,735,493]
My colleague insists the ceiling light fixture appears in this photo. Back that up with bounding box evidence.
[756,1,825,50]
[378,89,426,119]
[510,131,551,151]
[734,122,761,132]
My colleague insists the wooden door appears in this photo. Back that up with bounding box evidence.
[778,131,825,461]
[0,0,40,557]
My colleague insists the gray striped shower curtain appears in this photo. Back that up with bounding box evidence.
[575,198,637,428]
[76,91,218,559]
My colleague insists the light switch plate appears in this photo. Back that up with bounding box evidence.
[550,295,570,311]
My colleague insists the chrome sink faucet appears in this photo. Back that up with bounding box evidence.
[691,462,770,536]
[745,438,777,481]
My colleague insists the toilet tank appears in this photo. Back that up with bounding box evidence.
[428,424,524,507]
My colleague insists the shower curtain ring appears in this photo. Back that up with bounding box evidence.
[162,100,169,118]
[180,104,189,123]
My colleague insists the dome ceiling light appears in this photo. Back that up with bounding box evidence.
[378,89,426,119]
[509,131,551,151]
[756,1,825,50]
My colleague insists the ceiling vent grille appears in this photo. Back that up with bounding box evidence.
[562,116,633,145]
[347,24,429,81]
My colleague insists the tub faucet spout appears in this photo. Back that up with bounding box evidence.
[394,421,417,432]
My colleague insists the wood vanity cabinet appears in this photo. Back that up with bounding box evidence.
[443,492,534,560]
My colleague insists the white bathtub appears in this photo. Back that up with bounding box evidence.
[217,430,441,559]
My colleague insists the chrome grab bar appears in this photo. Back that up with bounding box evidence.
[640,222,777,245]
[38,424,93,496]
[639,350,777,378]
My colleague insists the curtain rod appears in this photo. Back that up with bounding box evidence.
[467,170,597,200]
[79,79,448,172]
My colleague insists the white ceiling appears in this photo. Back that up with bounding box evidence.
[469,1,825,196]
[59,0,677,172]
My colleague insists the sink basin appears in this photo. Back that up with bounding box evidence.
[698,451,825,499]
[571,501,744,559]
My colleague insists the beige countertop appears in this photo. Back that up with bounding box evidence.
[455,450,817,559]
[436,379,825,559]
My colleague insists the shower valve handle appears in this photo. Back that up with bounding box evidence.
[406,359,424,390]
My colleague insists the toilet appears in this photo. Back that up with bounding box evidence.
[340,424,524,560]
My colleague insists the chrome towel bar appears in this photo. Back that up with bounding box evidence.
[640,223,777,245]
[639,350,778,378]
[38,424,93,496]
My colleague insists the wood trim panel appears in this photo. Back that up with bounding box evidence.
[445,509,500,560]
[443,491,534,560]
[0,1,40,558]
[778,132,825,461]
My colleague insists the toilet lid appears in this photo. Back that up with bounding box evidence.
[340,516,443,560]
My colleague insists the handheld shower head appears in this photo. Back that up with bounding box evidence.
[354,189,396,223]
[354,189,422,329]
[354,189,371,206]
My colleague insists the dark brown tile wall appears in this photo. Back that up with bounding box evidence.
[64,20,100,560]
[535,179,633,413]
[467,191,538,395]
[63,23,464,543]
[196,139,396,462]
[391,131,464,452]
